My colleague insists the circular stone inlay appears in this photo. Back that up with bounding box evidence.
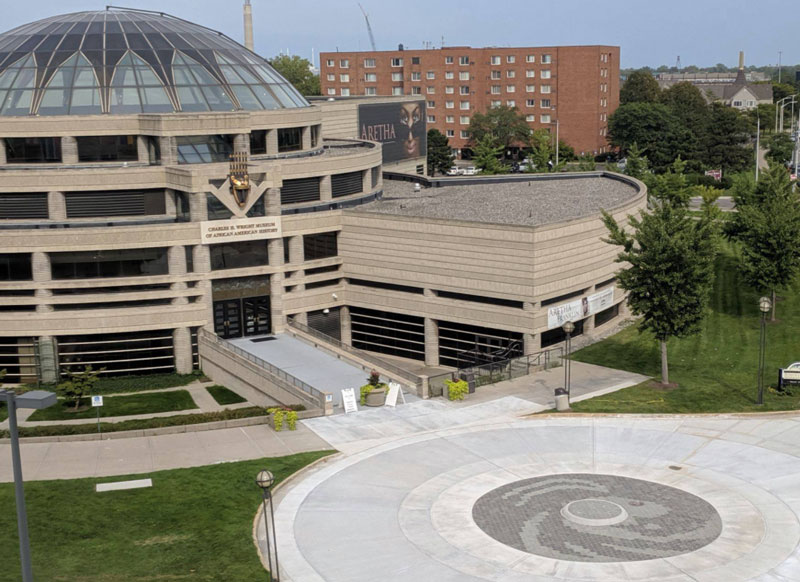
[471,473,722,562]
[561,498,629,526]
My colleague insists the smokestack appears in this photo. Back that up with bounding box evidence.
[738,51,744,70]
[244,0,254,52]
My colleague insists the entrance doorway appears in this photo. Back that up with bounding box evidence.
[213,295,271,339]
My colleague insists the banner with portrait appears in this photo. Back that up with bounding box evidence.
[358,101,426,163]
[547,287,615,329]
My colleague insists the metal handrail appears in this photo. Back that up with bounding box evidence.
[287,319,422,386]
[198,328,325,405]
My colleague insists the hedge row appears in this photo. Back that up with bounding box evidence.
[22,371,207,396]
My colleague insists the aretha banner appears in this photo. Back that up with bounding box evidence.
[358,101,426,163]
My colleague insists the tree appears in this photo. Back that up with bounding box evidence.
[623,143,649,180]
[268,54,320,96]
[527,129,554,172]
[701,103,752,173]
[473,135,507,175]
[726,163,800,321]
[608,102,693,171]
[426,129,453,176]
[772,82,797,103]
[620,70,661,104]
[59,366,102,410]
[602,199,718,386]
[576,153,596,171]
[766,132,794,166]
[645,157,694,206]
[467,105,531,154]
[660,82,710,162]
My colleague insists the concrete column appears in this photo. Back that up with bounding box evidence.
[61,136,78,164]
[293,312,308,325]
[340,305,352,346]
[270,273,286,334]
[137,136,149,163]
[164,189,177,218]
[173,327,193,374]
[301,126,312,151]
[265,187,281,216]
[32,252,52,313]
[362,169,370,193]
[48,191,66,221]
[189,191,208,222]
[159,136,177,165]
[234,133,250,156]
[320,175,332,201]
[583,314,596,335]
[523,333,540,355]
[0,139,6,164]
[289,235,304,265]
[193,244,211,274]
[169,246,188,305]
[424,317,439,367]
[268,237,284,268]
[266,129,278,155]
[36,336,59,384]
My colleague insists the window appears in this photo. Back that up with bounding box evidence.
[507,55,515,63]
[66,190,166,218]
[411,87,421,95]
[541,114,551,123]
[540,99,551,108]
[392,87,403,96]
[411,57,420,65]
[491,70,501,80]
[506,85,515,93]
[0,254,32,280]
[526,99,535,107]
[0,193,47,219]
[526,114,535,122]
[340,59,349,68]
[445,115,454,123]
[490,100,501,107]
[427,86,435,94]
[5,137,62,163]
[541,70,551,79]
[391,72,402,81]
[340,88,350,96]
[427,100,435,108]
[506,100,515,107]
[460,101,470,110]
[459,86,470,95]
[732,100,743,107]
[77,136,138,162]
[411,72,421,81]
[51,248,169,279]
[303,232,338,260]
[277,127,303,152]
[459,56,470,65]
[491,56,501,65]
[327,88,336,95]
[427,71,435,79]
[541,85,551,94]
[446,100,454,109]
[332,171,362,197]
[210,240,269,270]
[459,71,470,81]
[526,54,535,63]
[445,86,454,94]
[541,54,552,64]
[364,73,377,82]
[326,59,335,67]
[391,58,403,67]
[491,85,501,94]
[427,115,436,123]
[460,130,469,138]
[507,70,515,78]
[445,56,454,64]
[445,71,454,79]
[364,58,376,68]
[176,135,233,164]
[281,177,320,204]
[526,85,535,93]
[460,115,469,124]
[446,129,454,137]
[526,70,535,78]
[326,73,335,81]
[339,73,349,82]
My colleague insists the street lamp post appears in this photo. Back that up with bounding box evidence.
[256,469,279,581]
[0,389,57,582]
[757,296,772,405]
[562,321,575,400]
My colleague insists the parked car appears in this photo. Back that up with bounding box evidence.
[463,166,477,175]
[616,158,628,171]
[446,167,461,176]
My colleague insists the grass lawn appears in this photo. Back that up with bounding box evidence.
[0,451,333,582]
[25,372,205,396]
[207,385,247,406]
[27,390,198,421]
[571,243,800,414]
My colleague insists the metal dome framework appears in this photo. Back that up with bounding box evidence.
[0,8,309,116]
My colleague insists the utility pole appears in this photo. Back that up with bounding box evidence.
[778,51,782,83]
[755,116,760,182]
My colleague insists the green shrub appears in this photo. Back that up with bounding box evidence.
[286,410,298,430]
[266,407,299,431]
[445,379,469,401]
[206,385,247,405]
[360,383,388,405]
[25,371,204,395]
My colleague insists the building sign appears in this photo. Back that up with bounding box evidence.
[341,388,358,414]
[547,287,615,329]
[358,101,427,163]
[704,169,723,181]
[200,216,282,244]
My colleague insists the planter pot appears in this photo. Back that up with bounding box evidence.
[365,386,387,407]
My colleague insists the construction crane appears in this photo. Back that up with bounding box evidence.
[358,3,377,51]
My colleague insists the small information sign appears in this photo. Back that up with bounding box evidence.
[91,395,104,407]
[341,388,358,414]
[385,382,407,407]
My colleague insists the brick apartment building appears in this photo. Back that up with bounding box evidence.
[320,45,619,157]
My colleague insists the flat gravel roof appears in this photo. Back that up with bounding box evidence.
[358,174,640,227]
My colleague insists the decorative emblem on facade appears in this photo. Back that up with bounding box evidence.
[229,151,250,208]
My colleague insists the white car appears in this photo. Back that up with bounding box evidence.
[446,167,463,176]
[463,166,477,176]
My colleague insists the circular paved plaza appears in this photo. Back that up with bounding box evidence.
[273,417,800,581]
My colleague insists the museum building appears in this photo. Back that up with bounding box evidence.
[0,8,643,390]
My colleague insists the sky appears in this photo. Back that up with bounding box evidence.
[2,0,798,70]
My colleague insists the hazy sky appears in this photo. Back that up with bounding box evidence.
[2,0,797,70]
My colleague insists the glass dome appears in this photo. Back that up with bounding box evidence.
[0,8,310,116]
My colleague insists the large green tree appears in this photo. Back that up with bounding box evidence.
[426,129,454,176]
[622,143,649,181]
[467,105,531,154]
[659,82,710,163]
[701,103,753,173]
[726,164,800,321]
[766,132,794,165]
[602,197,719,386]
[268,54,321,96]
[473,135,508,175]
[620,70,661,104]
[608,102,693,171]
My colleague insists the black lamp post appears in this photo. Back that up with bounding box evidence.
[256,469,279,581]
[0,389,57,582]
[562,321,575,400]
[757,296,772,405]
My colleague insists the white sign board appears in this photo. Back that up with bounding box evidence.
[200,216,282,245]
[547,287,615,329]
[384,382,407,407]
[91,395,104,407]
[341,388,358,414]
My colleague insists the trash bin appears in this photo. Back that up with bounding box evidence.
[554,387,570,412]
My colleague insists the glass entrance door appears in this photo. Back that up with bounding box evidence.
[213,295,271,339]
[213,299,242,339]
[243,296,271,336]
